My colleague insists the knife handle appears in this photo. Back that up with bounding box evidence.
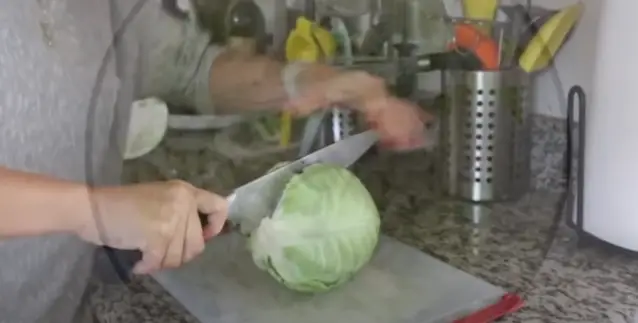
[101,212,210,283]
[198,211,209,227]
[453,293,524,323]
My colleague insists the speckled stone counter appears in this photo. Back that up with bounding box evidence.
[88,115,638,323]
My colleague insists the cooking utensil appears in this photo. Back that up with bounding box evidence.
[425,50,485,70]
[502,4,525,67]
[518,2,584,73]
[358,19,393,56]
[123,97,169,160]
[500,5,576,52]
[401,0,454,55]
[462,0,499,35]
[496,28,504,66]
[449,23,500,70]
[153,233,514,323]
[326,50,484,83]
[494,7,509,22]
[453,293,525,323]
[226,129,378,234]
[292,15,359,156]
[280,16,337,148]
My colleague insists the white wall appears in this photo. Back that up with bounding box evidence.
[527,0,602,118]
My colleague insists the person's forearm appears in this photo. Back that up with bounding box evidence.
[0,167,89,239]
[207,51,338,114]
[129,1,219,112]
[130,1,342,114]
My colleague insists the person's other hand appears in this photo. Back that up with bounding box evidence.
[79,180,228,274]
[285,66,432,150]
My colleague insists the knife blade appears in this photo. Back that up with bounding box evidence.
[224,130,379,234]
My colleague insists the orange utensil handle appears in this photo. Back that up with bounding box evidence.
[450,23,500,70]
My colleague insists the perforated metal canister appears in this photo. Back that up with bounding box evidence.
[298,107,358,157]
[438,68,532,202]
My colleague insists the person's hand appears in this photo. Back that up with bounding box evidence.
[78,180,228,274]
[285,66,432,150]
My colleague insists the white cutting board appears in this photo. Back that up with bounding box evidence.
[153,233,505,323]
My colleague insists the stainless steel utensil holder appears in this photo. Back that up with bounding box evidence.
[320,107,357,147]
[438,68,532,202]
[298,107,358,157]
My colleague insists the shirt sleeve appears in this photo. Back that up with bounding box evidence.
[118,0,222,114]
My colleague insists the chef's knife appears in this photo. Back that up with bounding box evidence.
[222,129,378,234]
[104,130,378,282]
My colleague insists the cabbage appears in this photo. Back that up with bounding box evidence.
[248,163,380,293]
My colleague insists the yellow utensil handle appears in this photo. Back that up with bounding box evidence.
[280,17,335,147]
[462,0,498,19]
[462,0,498,35]
[279,112,293,147]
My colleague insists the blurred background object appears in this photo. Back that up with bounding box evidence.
[160,0,584,179]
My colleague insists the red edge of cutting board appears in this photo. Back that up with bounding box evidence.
[453,293,525,323]
[449,23,500,70]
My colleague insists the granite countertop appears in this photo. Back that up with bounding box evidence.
[89,125,638,323]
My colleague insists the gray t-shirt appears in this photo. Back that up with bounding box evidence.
[0,1,220,322]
